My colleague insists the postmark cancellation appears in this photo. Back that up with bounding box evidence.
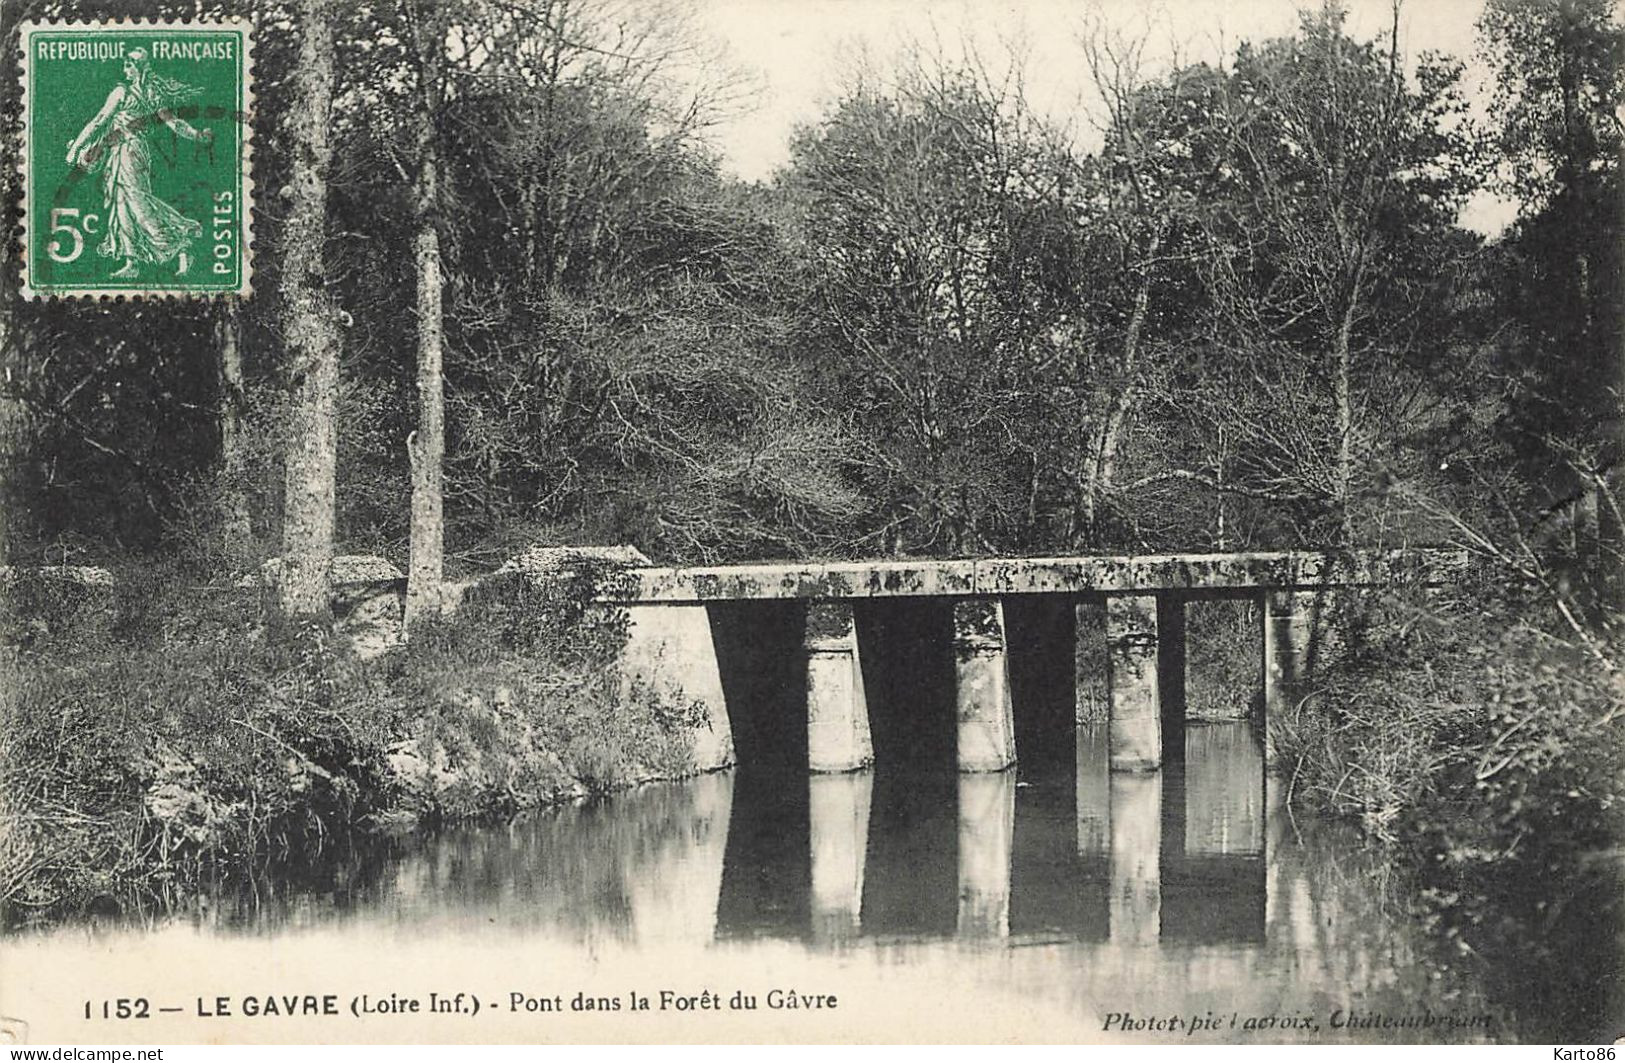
[19,19,253,298]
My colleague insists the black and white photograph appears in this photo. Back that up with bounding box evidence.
[0,0,1621,1047]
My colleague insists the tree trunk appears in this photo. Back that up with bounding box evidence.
[1081,238,1158,542]
[1557,16,1594,341]
[217,304,252,555]
[278,0,341,621]
[0,290,17,849]
[405,6,446,631]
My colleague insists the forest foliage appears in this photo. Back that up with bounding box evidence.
[0,0,1620,990]
[0,0,1615,573]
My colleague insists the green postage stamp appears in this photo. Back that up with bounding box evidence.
[20,20,253,298]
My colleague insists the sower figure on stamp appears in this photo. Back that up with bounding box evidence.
[65,48,213,279]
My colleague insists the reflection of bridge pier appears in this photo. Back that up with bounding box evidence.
[1108,772,1162,945]
[808,773,872,945]
[957,772,1016,939]
[712,722,1275,950]
[1075,722,1268,947]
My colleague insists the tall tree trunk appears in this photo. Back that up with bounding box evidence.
[217,304,251,556]
[1557,13,1594,341]
[405,5,446,631]
[278,0,341,620]
[0,291,17,859]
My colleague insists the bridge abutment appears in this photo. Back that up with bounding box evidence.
[952,599,1018,772]
[804,602,876,773]
[619,603,736,772]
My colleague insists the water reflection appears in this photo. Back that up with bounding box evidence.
[808,773,871,945]
[956,773,1015,939]
[706,727,1272,951]
[1108,772,1162,946]
[1162,725,1265,946]
[18,720,1534,1042]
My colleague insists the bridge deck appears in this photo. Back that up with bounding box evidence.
[600,548,1466,604]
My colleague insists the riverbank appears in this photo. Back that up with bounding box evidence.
[1269,581,1624,1041]
[0,563,711,925]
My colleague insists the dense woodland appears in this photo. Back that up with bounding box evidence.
[0,1,1617,584]
[0,0,1622,1038]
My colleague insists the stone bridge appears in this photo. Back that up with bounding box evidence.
[588,548,1466,777]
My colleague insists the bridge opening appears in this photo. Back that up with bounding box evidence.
[856,598,957,776]
[1004,595,1078,778]
[1075,600,1108,727]
[1183,597,1264,724]
[708,601,808,775]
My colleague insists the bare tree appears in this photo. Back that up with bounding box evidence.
[1198,2,1476,544]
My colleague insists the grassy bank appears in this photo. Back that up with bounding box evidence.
[0,565,704,924]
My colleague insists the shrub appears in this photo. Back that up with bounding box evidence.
[1269,579,1623,1040]
[403,563,700,803]
[1,553,714,923]
[1274,585,1621,851]
[1,566,403,920]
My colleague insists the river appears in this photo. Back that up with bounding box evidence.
[11,720,1604,1044]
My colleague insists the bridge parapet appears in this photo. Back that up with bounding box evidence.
[602,548,1467,604]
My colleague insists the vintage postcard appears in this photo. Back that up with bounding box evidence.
[1,0,1621,1048]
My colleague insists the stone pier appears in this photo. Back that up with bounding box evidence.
[952,599,1018,772]
[804,602,875,773]
[808,772,873,945]
[957,771,1016,938]
[1105,595,1162,771]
